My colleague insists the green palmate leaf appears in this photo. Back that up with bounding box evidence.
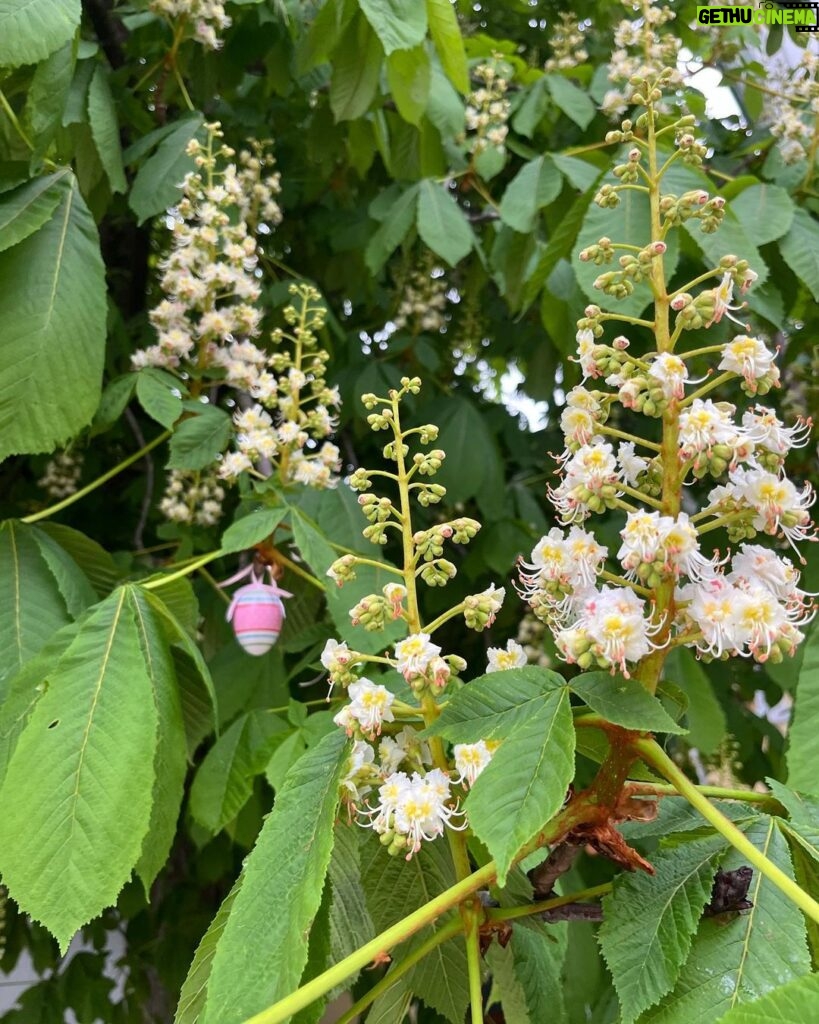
[361,834,469,1023]
[499,156,562,233]
[87,65,127,194]
[173,646,217,759]
[29,525,97,617]
[0,618,81,789]
[129,114,205,224]
[0,587,159,952]
[663,648,726,755]
[779,207,819,301]
[546,74,596,129]
[220,506,287,554]
[91,373,137,435]
[599,833,729,1023]
[24,41,75,154]
[424,394,500,503]
[570,671,686,734]
[641,817,811,1024]
[0,521,72,693]
[387,45,431,126]
[714,973,819,1024]
[142,588,218,724]
[367,978,412,1024]
[0,169,72,252]
[199,729,348,1024]
[512,77,551,138]
[508,921,568,1024]
[291,881,333,1024]
[167,406,233,471]
[729,184,794,246]
[128,588,187,893]
[0,0,80,68]
[551,153,600,191]
[365,183,420,273]
[465,687,575,884]
[175,876,243,1024]
[0,177,106,458]
[189,709,288,833]
[329,13,383,122]
[521,185,597,311]
[487,940,532,1023]
[37,522,120,597]
[426,0,468,92]
[289,506,404,654]
[327,825,375,984]
[417,178,473,265]
[359,0,427,54]
[424,665,564,744]
[135,367,184,428]
[786,623,819,795]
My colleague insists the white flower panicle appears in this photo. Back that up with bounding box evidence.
[133,125,339,494]
[544,13,588,71]
[518,85,817,678]
[159,468,225,526]
[463,57,511,156]
[149,0,231,50]
[38,451,83,499]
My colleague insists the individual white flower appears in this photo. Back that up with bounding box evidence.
[340,740,376,802]
[729,544,811,610]
[576,586,658,676]
[394,633,441,679]
[617,442,649,487]
[344,678,395,738]
[678,399,737,460]
[618,510,666,571]
[486,639,527,672]
[708,272,747,327]
[741,406,812,456]
[454,741,494,787]
[378,726,432,775]
[648,352,689,401]
[730,466,815,550]
[548,441,622,523]
[719,335,776,390]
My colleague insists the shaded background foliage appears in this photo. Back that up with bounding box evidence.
[0,0,818,1020]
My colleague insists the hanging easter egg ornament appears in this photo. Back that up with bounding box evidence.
[223,560,293,656]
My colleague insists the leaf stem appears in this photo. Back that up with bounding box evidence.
[597,424,662,453]
[335,917,463,1024]
[141,549,224,589]
[22,430,172,524]
[485,882,612,923]
[0,88,35,151]
[275,551,326,590]
[624,780,777,807]
[465,912,484,1024]
[635,738,819,924]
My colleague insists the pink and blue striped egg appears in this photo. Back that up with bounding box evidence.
[226,582,287,656]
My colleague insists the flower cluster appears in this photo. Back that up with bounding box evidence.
[763,52,819,166]
[159,468,225,527]
[519,79,816,678]
[132,125,267,374]
[544,13,588,72]
[393,257,448,335]
[602,1,681,119]
[38,451,83,499]
[463,57,511,157]
[149,0,231,50]
[322,379,506,857]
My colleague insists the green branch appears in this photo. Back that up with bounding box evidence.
[22,430,172,525]
[636,739,819,924]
